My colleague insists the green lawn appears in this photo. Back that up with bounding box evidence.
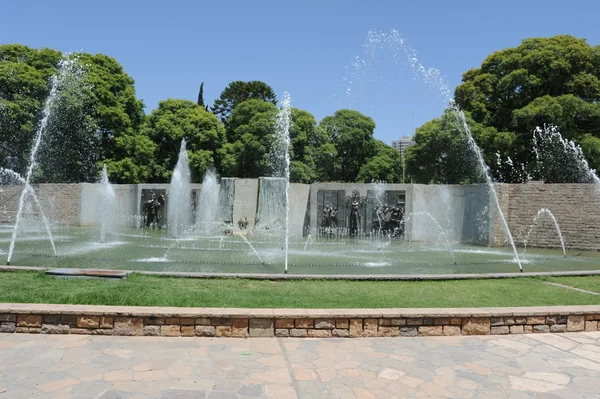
[544,275,600,294]
[0,271,599,308]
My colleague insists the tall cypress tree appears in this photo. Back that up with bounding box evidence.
[197,82,205,108]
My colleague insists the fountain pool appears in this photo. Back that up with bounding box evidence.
[1,225,598,275]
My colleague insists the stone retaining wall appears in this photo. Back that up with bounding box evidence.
[1,304,599,338]
[494,183,600,250]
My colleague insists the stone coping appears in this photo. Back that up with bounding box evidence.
[3,265,600,280]
[0,303,599,339]
[1,303,600,317]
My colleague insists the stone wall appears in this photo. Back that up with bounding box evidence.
[1,304,598,338]
[494,183,600,251]
[0,184,79,225]
[2,181,600,251]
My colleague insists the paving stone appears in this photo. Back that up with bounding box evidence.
[550,324,567,333]
[0,322,16,333]
[335,319,349,328]
[17,314,42,327]
[491,326,509,335]
[290,329,307,337]
[0,326,599,399]
[161,325,181,337]
[399,327,417,337]
[41,324,70,334]
[567,316,585,332]
[533,325,550,333]
[462,317,490,335]
[275,319,294,329]
[443,325,461,336]
[418,326,443,336]
[196,325,216,337]
[314,319,335,329]
[275,329,289,337]
[249,319,273,337]
[114,317,143,336]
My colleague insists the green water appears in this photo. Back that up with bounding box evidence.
[1,225,599,275]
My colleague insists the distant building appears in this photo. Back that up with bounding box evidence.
[392,136,414,156]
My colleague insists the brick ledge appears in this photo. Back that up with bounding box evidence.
[0,303,599,338]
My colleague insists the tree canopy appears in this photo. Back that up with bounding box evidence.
[450,35,600,182]
[320,110,379,182]
[405,109,487,184]
[0,45,417,185]
[211,81,276,128]
[140,99,226,182]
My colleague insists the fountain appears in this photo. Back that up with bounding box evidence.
[271,93,292,273]
[340,29,524,270]
[4,56,83,264]
[405,212,456,265]
[523,208,567,258]
[2,31,597,276]
[196,168,220,236]
[533,125,600,185]
[96,164,117,243]
[167,139,192,238]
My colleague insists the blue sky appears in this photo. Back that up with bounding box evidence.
[2,0,600,145]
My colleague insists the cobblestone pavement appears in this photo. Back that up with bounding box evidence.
[1,332,600,398]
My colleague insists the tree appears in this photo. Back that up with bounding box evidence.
[453,35,600,181]
[356,141,403,183]
[319,110,377,182]
[0,45,63,177]
[141,99,226,182]
[404,109,491,184]
[197,82,207,110]
[0,45,145,182]
[289,109,336,183]
[211,81,276,128]
[455,35,600,131]
[218,99,278,178]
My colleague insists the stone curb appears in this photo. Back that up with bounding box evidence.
[2,265,600,280]
[1,303,599,338]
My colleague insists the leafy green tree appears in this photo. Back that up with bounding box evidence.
[357,140,403,183]
[218,99,278,178]
[197,82,207,110]
[319,110,377,182]
[0,45,145,182]
[289,109,336,183]
[0,45,63,176]
[405,109,491,184]
[103,134,156,184]
[141,99,225,182]
[455,35,600,131]
[211,81,276,128]
[453,35,600,181]
[580,134,600,174]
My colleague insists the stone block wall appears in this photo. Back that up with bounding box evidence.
[0,184,79,225]
[2,305,599,338]
[494,183,600,250]
[2,181,600,251]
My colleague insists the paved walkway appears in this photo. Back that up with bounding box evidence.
[1,333,600,398]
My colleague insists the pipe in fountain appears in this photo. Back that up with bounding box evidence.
[523,208,566,258]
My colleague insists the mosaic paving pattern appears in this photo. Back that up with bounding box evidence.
[1,332,599,398]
